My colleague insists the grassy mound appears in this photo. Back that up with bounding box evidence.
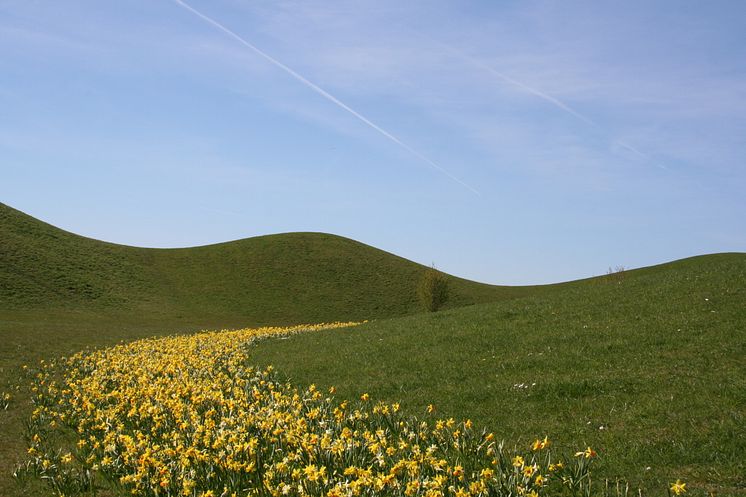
[0,202,519,325]
[250,253,746,495]
[1,201,524,497]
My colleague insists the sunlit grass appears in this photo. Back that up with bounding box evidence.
[251,255,746,496]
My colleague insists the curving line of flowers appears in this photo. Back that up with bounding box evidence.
[15,322,685,497]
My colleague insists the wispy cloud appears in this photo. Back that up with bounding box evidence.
[171,0,479,195]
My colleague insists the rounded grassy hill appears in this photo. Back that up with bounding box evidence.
[0,202,524,325]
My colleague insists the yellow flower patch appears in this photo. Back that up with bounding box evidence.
[16,321,649,497]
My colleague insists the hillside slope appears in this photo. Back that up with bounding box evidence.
[251,252,746,494]
[0,202,523,324]
[1,201,744,496]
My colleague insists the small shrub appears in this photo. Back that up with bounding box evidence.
[418,265,450,312]
[606,265,626,284]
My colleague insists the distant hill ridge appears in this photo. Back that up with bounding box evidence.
[0,202,522,324]
[3,202,743,326]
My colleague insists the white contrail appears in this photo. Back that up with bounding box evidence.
[614,139,668,170]
[465,50,669,170]
[469,59,598,128]
[171,0,479,195]
[425,35,598,127]
[426,36,666,170]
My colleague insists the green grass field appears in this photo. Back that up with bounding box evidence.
[1,202,744,496]
[251,254,746,495]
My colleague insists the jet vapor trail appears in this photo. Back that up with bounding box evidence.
[470,59,598,128]
[171,0,479,195]
[468,51,668,170]
[424,36,666,170]
[424,36,598,128]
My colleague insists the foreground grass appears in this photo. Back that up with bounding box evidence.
[250,254,746,496]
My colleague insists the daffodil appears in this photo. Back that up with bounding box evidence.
[575,447,597,459]
[670,479,687,495]
[532,436,551,451]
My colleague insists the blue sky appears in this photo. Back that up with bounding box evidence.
[1,0,744,284]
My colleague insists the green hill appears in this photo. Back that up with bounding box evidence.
[1,202,744,496]
[250,252,746,495]
[0,201,523,325]
[0,200,526,497]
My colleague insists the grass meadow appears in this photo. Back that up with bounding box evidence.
[250,255,746,495]
[1,203,744,496]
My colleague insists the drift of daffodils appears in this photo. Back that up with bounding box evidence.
[19,322,600,497]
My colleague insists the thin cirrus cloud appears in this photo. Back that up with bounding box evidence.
[171,0,480,196]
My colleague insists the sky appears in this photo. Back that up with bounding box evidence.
[1,0,745,285]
